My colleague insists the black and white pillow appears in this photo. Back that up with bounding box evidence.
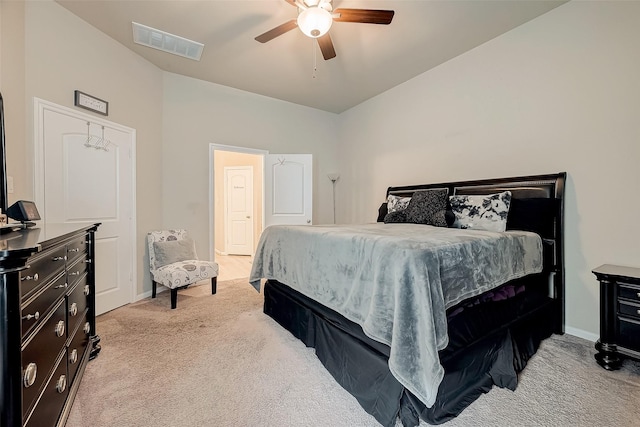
[386,194,411,213]
[449,191,512,232]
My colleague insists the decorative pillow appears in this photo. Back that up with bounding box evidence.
[507,198,559,238]
[449,191,512,232]
[383,209,408,224]
[386,194,411,213]
[153,238,198,268]
[403,189,450,227]
[444,209,456,227]
[377,203,388,222]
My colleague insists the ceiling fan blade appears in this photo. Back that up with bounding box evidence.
[255,20,298,43]
[317,33,336,60]
[333,8,394,25]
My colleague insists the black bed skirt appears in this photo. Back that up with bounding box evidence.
[264,279,556,427]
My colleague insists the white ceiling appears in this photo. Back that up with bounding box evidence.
[56,0,567,114]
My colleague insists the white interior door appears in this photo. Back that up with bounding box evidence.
[36,99,135,315]
[224,166,253,255]
[264,154,312,226]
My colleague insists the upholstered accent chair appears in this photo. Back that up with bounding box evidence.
[147,230,219,309]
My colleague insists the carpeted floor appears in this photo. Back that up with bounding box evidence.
[66,278,640,427]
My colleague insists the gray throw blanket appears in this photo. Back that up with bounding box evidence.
[249,223,542,408]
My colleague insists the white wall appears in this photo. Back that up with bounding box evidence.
[336,1,640,338]
[162,72,339,260]
[6,1,165,296]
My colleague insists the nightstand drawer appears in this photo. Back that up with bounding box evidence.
[618,317,640,352]
[618,300,640,321]
[619,284,640,303]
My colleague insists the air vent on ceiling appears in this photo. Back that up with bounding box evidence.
[132,22,204,61]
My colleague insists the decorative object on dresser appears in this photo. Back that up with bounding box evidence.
[593,264,640,370]
[6,200,41,227]
[0,223,100,427]
[147,229,219,309]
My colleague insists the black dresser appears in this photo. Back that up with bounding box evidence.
[594,264,640,370]
[0,224,100,427]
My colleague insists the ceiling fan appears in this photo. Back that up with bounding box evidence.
[255,0,394,60]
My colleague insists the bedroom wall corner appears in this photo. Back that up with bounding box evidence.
[21,1,164,298]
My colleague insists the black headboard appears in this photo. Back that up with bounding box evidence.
[386,172,567,333]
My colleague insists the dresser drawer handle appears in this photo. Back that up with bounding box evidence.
[69,270,81,276]
[52,256,67,261]
[22,311,40,321]
[69,349,78,365]
[70,302,78,317]
[21,272,39,281]
[84,285,90,296]
[84,322,91,335]
[55,320,65,337]
[68,248,80,253]
[637,309,640,315]
[637,292,640,298]
[56,375,67,393]
[54,282,68,289]
[23,363,37,388]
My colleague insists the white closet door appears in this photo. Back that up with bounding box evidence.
[37,100,136,315]
[264,154,312,226]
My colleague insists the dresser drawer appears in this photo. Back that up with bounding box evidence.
[618,300,640,321]
[24,351,68,427]
[619,283,640,304]
[67,255,89,288]
[21,300,67,418]
[20,246,68,301]
[67,276,89,332]
[66,234,88,265]
[21,273,68,340]
[68,311,90,385]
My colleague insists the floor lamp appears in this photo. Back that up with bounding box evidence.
[327,173,340,224]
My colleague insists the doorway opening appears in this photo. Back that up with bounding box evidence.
[209,144,266,281]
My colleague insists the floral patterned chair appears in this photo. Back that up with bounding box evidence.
[147,229,219,309]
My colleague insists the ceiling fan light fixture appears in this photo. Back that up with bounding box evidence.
[297,7,333,38]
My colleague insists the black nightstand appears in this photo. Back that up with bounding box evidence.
[593,264,640,370]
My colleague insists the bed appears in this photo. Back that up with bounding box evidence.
[249,172,566,426]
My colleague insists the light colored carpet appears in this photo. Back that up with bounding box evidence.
[67,278,640,427]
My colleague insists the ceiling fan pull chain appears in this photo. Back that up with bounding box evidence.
[312,39,317,79]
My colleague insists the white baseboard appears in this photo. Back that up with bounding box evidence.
[564,326,598,343]
[136,285,167,302]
